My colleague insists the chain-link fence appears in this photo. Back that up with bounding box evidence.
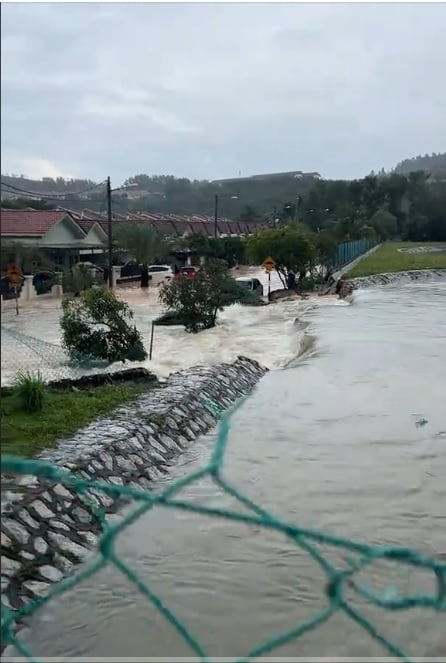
[0,326,130,386]
[1,398,445,661]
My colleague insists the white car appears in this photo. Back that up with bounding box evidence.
[235,276,264,297]
[148,264,174,285]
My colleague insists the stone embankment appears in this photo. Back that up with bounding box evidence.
[349,269,446,289]
[337,269,446,298]
[1,356,267,618]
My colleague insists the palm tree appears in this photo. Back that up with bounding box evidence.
[115,223,170,288]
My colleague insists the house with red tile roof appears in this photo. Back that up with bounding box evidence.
[0,209,107,271]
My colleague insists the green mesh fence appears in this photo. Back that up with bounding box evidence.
[1,397,445,662]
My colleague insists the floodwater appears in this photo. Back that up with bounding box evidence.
[0,267,302,383]
[3,278,446,660]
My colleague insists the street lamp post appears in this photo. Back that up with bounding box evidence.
[106,177,113,288]
[214,194,219,238]
[213,194,238,238]
[106,178,138,289]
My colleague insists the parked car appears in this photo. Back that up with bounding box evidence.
[148,264,174,285]
[74,261,104,273]
[177,266,197,279]
[235,276,264,297]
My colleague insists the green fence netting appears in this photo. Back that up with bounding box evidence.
[1,397,445,662]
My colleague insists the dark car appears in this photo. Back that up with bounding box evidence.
[177,266,197,279]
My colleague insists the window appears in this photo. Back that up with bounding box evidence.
[148,265,169,273]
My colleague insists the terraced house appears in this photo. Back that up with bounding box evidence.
[0,207,265,280]
[0,209,108,272]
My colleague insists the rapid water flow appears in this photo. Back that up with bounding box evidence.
[3,279,446,659]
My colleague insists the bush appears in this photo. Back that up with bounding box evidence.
[61,288,147,363]
[219,279,263,307]
[298,275,326,291]
[62,264,102,294]
[14,370,46,412]
[159,260,230,333]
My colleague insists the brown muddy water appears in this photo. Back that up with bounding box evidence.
[2,279,446,660]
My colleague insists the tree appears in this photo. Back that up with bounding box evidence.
[182,233,212,256]
[369,209,398,240]
[314,230,337,278]
[182,234,247,267]
[208,236,247,266]
[60,288,147,363]
[62,264,102,295]
[0,197,55,210]
[159,259,231,333]
[239,204,262,222]
[246,225,317,285]
[115,223,170,288]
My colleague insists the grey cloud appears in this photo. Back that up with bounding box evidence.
[1,2,446,183]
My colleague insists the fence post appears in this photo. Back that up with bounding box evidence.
[149,321,155,360]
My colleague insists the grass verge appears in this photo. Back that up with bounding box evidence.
[346,242,446,278]
[1,383,153,458]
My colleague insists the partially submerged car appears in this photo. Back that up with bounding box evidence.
[235,276,264,297]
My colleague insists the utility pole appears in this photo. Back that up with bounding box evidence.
[214,194,219,238]
[106,176,113,288]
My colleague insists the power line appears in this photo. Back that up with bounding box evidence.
[0,179,107,200]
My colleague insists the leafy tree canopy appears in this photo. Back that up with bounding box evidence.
[246,225,317,282]
[115,223,171,287]
[159,259,234,333]
[60,288,147,363]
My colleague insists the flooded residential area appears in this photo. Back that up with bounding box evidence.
[2,275,446,659]
[2,2,446,661]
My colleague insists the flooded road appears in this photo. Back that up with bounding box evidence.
[3,279,446,659]
[0,268,309,383]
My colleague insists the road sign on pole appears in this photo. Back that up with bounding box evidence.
[262,256,276,272]
[7,263,23,287]
[6,264,23,316]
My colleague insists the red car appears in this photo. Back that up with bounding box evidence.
[177,266,197,279]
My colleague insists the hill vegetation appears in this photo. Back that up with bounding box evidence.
[2,153,446,242]
[392,152,446,180]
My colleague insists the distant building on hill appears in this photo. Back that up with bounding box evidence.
[212,171,321,185]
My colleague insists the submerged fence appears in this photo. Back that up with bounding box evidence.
[1,398,445,661]
[332,238,377,271]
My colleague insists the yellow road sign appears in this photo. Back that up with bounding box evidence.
[262,256,276,272]
[7,263,23,287]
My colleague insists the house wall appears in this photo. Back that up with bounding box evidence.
[83,225,107,248]
[40,219,84,247]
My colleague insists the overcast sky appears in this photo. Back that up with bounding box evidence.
[2,2,446,184]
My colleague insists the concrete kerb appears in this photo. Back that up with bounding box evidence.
[331,243,381,282]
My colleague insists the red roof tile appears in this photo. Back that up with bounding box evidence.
[0,210,69,237]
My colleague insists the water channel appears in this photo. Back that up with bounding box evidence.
[3,279,446,659]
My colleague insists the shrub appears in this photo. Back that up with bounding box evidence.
[60,288,147,363]
[62,264,102,295]
[298,275,326,291]
[155,278,262,328]
[159,260,230,333]
[14,370,46,413]
[220,279,263,307]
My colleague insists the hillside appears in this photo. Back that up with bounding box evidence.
[392,152,446,179]
[2,154,446,218]
[1,171,321,219]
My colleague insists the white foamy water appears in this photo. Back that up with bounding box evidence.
[1,276,331,382]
